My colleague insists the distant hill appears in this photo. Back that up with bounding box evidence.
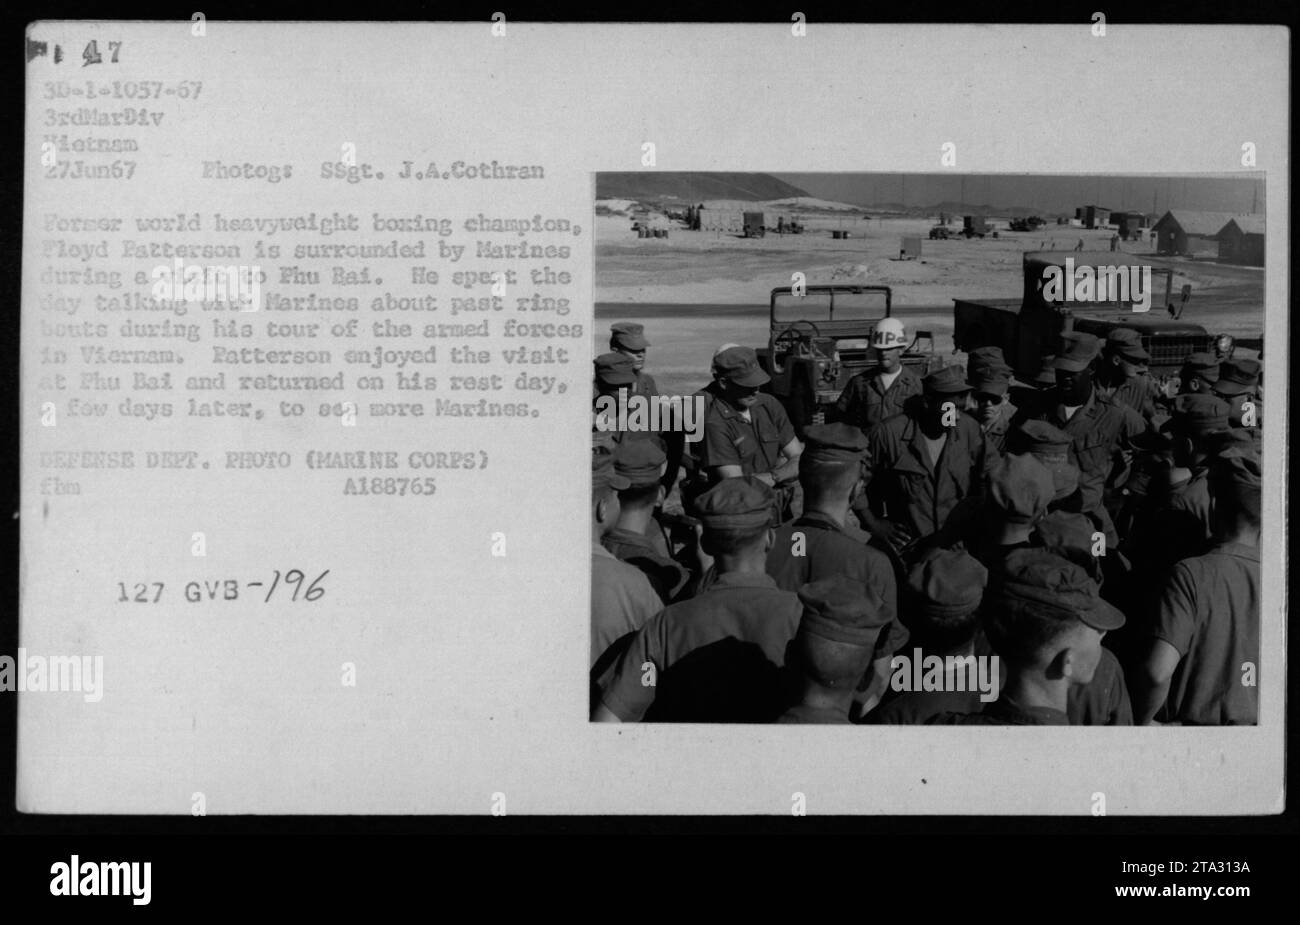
[924,201,1049,218]
[596,172,810,203]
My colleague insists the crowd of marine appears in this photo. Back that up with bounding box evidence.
[589,318,1262,725]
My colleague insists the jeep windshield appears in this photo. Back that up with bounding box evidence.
[771,286,891,326]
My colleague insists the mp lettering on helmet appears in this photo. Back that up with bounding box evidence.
[872,319,907,349]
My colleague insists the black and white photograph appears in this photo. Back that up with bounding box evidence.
[590,172,1266,728]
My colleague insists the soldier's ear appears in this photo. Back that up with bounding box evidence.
[764,527,775,552]
[1049,645,1075,681]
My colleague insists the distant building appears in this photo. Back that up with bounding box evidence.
[1215,215,1265,266]
[1152,210,1244,257]
[697,208,744,232]
[1080,205,1112,229]
[1109,211,1147,238]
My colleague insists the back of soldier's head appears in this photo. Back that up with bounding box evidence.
[983,600,1080,671]
[1210,449,1262,533]
[798,635,875,689]
[612,440,667,511]
[794,577,890,689]
[691,476,774,557]
[798,453,860,502]
[903,549,987,655]
[798,423,869,503]
[983,549,1124,674]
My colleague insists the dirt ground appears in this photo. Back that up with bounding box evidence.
[594,212,1265,398]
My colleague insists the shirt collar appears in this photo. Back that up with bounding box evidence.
[1211,541,1259,561]
[795,510,847,533]
[1054,391,1096,424]
[987,696,1070,725]
[604,527,658,553]
[710,571,779,590]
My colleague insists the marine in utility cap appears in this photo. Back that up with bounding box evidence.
[1137,449,1261,726]
[1179,352,1221,393]
[779,576,891,724]
[592,352,639,446]
[967,348,1013,394]
[867,548,993,725]
[609,322,658,397]
[699,348,802,511]
[1168,393,1229,438]
[1100,328,1158,422]
[593,474,807,724]
[1020,328,1146,549]
[594,352,636,388]
[923,364,973,395]
[985,453,1055,550]
[834,316,923,434]
[602,440,688,606]
[1105,328,1150,363]
[1053,331,1102,373]
[767,420,908,717]
[930,549,1124,725]
[613,438,667,488]
[590,447,661,672]
[858,362,995,556]
[1214,357,1261,397]
[689,475,775,529]
[967,359,1017,453]
[800,422,870,462]
[1116,394,1225,589]
[1212,357,1262,430]
[1010,420,1079,502]
[966,346,1012,382]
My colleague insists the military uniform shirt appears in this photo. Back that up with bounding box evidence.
[602,526,690,604]
[700,392,795,478]
[1066,647,1133,725]
[1165,469,1213,545]
[927,695,1070,725]
[1022,391,1146,544]
[863,412,997,540]
[632,369,659,398]
[969,399,1018,455]
[1101,373,1159,422]
[835,365,923,435]
[867,682,985,725]
[1151,542,1260,725]
[777,703,851,724]
[766,511,908,660]
[591,545,663,669]
[598,572,803,723]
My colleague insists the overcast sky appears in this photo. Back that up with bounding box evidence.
[774,173,1264,215]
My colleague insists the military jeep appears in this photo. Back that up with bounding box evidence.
[756,284,942,437]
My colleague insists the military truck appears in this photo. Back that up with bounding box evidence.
[953,251,1218,389]
[742,211,766,238]
[756,284,942,435]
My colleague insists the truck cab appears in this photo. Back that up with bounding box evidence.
[757,284,941,436]
[953,251,1217,388]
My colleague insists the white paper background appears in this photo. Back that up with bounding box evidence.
[19,21,1287,814]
